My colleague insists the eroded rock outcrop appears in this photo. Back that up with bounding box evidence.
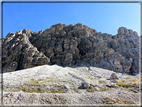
[2,23,140,74]
[2,31,50,72]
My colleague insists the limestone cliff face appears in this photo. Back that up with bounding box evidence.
[2,23,140,74]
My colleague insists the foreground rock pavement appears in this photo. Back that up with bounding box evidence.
[2,64,141,105]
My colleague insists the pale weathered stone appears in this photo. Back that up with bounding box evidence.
[93,87,99,91]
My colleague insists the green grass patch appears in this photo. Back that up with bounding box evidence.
[52,89,67,93]
[21,87,26,91]
[39,80,50,85]
[4,89,20,92]
[21,86,44,93]
[116,98,125,104]
[38,79,44,81]
[99,81,105,84]
[116,81,139,88]
[101,87,109,91]
[86,89,94,92]
[24,78,51,86]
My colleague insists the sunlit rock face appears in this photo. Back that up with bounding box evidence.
[2,23,140,74]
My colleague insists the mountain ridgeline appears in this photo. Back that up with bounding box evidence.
[2,23,140,74]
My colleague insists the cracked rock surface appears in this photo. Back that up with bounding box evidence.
[1,23,140,74]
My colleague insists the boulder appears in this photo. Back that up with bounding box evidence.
[110,73,119,80]
[78,82,90,89]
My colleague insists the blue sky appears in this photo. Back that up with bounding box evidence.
[3,2,140,38]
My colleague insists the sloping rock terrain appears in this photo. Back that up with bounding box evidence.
[2,23,140,74]
[1,64,141,105]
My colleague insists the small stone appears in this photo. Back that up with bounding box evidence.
[111,83,116,87]
[105,80,116,87]
[78,82,90,89]
[94,87,100,91]
[83,82,90,89]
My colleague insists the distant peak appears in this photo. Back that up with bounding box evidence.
[118,27,138,36]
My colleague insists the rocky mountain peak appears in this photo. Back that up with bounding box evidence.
[1,23,140,74]
[118,27,138,36]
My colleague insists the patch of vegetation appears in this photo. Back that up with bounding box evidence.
[116,81,139,88]
[123,100,135,104]
[26,89,44,93]
[117,98,135,104]
[120,85,139,93]
[53,89,59,93]
[101,87,109,91]
[121,88,132,92]
[86,89,94,92]
[38,79,44,81]
[53,80,60,84]
[52,89,67,93]
[21,87,26,91]
[130,88,139,93]
[86,86,110,92]
[48,77,53,79]
[101,97,116,104]
[40,79,51,85]
[21,86,44,93]
[90,78,94,81]
[99,81,105,84]
[117,79,123,82]
[4,89,20,92]
[87,73,92,76]
[24,79,35,86]
[116,98,125,104]
[125,77,131,80]
[24,78,51,86]
[131,90,139,93]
